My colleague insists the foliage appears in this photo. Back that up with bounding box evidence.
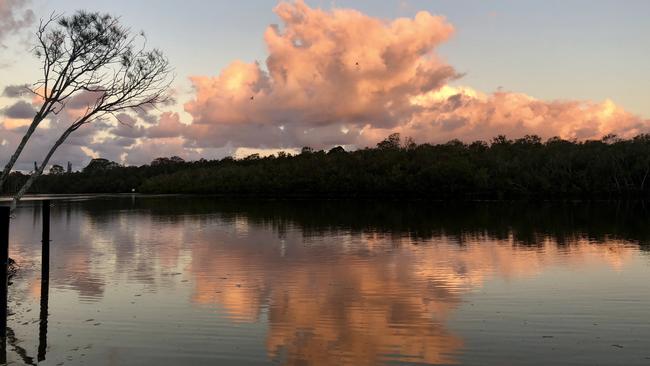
[82,158,120,173]
[0,10,172,212]
[151,156,185,166]
[6,133,650,199]
[49,164,64,175]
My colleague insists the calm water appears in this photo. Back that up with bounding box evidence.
[2,196,650,365]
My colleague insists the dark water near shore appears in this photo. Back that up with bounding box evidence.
[3,196,650,365]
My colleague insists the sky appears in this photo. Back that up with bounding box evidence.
[1,0,649,170]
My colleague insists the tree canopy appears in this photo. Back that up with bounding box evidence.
[0,10,172,211]
[5,133,650,200]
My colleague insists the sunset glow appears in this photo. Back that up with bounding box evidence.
[1,0,649,170]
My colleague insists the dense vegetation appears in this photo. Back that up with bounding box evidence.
[5,133,650,199]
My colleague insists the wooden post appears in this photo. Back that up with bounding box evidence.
[0,205,9,363]
[42,200,50,248]
[38,200,50,361]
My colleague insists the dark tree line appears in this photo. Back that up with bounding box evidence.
[5,133,650,199]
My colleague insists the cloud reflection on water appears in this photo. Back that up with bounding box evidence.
[6,198,649,365]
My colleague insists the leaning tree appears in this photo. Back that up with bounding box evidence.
[0,11,172,211]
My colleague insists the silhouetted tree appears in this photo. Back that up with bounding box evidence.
[83,158,120,173]
[328,146,346,154]
[151,156,185,166]
[4,10,172,211]
[244,154,260,161]
[377,133,401,150]
[48,164,64,175]
[7,133,650,200]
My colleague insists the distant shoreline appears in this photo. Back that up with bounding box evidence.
[4,134,650,200]
[3,193,650,204]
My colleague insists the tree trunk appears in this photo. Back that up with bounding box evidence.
[0,114,44,194]
[10,128,73,213]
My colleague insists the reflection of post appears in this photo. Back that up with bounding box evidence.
[38,200,50,361]
[38,269,49,361]
[0,206,9,364]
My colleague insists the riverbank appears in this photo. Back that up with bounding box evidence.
[4,134,650,200]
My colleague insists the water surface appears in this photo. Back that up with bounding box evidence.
[3,197,650,365]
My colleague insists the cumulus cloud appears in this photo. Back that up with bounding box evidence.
[2,83,30,98]
[184,0,457,148]
[145,112,186,138]
[0,120,99,171]
[110,114,145,139]
[2,99,35,118]
[0,92,122,171]
[0,0,34,44]
[2,0,649,170]
[181,0,649,150]
[373,86,649,144]
[122,137,200,166]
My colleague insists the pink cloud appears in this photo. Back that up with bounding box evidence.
[145,112,186,139]
[180,0,648,150]
[3,0,649,169]
[184,0,457,148]
[110,114,145,139]
[373,86,650,144]
[0,118,101,171]
[123,137,200,166]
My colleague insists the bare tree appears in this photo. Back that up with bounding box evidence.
[0,11,172,211]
